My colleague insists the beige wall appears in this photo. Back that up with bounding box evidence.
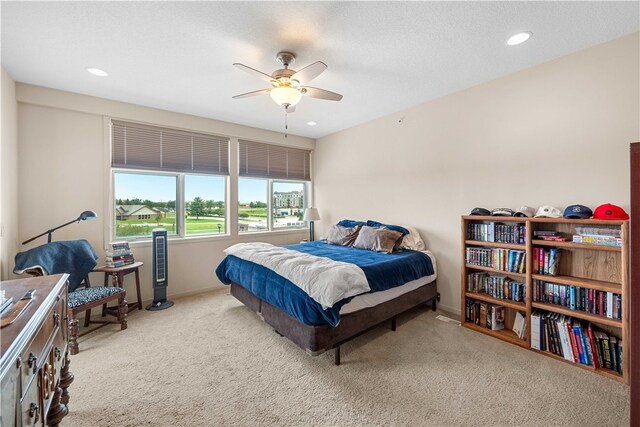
[17,86,314,301]
[1,67,19,280]
[314,33,640,315]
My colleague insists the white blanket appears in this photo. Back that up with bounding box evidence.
[224,242,370,310]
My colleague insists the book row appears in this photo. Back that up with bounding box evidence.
[466,272,525,302]
[465,248,526,273]
[572,234,622,247]
[467,223,526,244]
[464,299,505,331]
[532,247,561,276]
[533,280,622,320]
[531,311,623,375]
[574,226,621,238]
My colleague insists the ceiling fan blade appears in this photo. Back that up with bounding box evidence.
[285,104,296,113]
[291,61,327,84]
[301,86,343,101]
[232,89,271,99]
[233,63,274,83]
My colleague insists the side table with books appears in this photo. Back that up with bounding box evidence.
[94,261,144,314]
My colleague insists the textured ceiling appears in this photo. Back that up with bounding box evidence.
[2,2,639,139]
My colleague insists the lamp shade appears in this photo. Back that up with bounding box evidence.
[270,86,303,107]
[78,211,98,221]
[303,207,320,222]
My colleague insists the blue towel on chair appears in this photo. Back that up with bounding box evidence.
[14,240,98,292]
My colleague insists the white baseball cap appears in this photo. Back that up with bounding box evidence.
[534,205,563,218]
[514,206,535,218]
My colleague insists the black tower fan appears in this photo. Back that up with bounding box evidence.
[146,228,174,310]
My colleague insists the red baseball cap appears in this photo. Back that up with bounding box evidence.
[593,203,629,220]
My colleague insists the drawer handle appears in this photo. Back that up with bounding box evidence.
[29,402,40,422]
[28,353,37,374]
[53,311,60,327]
[54,347,61,362]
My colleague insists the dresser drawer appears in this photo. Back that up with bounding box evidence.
[20,299,63,398]
[20,376,42,427]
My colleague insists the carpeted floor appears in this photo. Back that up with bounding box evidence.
[64,289,629,426]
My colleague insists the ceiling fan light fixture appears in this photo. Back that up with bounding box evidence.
[270,86,302,107]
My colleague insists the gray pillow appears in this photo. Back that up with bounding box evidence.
[353,225,403,253]
[326,224,362,246]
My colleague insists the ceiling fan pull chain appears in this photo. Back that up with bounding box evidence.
[284,108,288,139]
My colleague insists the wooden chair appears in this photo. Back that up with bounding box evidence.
[26,270,128,355]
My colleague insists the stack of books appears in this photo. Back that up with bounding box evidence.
[106,241,135,268]
[534,230,568,242]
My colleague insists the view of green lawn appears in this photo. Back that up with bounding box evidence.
[115,212,226,237]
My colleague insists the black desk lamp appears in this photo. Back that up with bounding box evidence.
[22,210,98,245]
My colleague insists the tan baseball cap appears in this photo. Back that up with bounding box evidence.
[534,206,563,218]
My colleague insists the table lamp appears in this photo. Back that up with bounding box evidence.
[303,207,320,242]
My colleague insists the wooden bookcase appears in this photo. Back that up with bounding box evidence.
[461,215,629,384]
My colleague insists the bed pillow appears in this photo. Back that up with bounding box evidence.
[366,220,410,251]
[365,220,410,236]
[326,224,362,247]
[399,226,427,251]
[337,219,366,228]
[353,225,403,254]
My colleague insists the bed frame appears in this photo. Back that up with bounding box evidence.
[230,280,438,365]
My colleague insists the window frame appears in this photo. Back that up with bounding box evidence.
[111,168,229,241]
[238,177,309,234]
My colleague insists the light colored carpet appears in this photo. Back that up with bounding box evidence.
[64,289,629,426]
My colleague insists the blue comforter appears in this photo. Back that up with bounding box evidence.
[215,241,434,327]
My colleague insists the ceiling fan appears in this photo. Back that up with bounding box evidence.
[232,51,343,113]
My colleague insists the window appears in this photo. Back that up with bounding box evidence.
[237,139,311,233]
[111,120,229,240]
[185,175,226,235]
[273,181,306,229]
[238,178,268,232]
[237,179,308,233]
[114,172,177,239]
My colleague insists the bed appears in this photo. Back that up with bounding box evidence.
[216,234,438,365]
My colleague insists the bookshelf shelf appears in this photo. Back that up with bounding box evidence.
[466,292,526,311]
[531,301,622,328]
[465,240,526,250]
[530,274,621,293]
[464,264,526,278]
[462,322,528,348]
[461,216,629,384]
[532,239,622,252]
[531,349,623,380]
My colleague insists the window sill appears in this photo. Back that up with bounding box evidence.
[122,228,309,248]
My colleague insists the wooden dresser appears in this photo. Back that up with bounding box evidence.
[0,274,73,427]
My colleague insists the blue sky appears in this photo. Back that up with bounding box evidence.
[115,173,304,203]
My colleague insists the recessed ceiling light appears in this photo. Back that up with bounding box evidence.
[506,32,532,46]
[307,121,317,126]
[86,67,108,77]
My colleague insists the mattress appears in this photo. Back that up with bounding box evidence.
[340,250,437,314]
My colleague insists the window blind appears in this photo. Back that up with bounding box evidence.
[111,120,229,175]
[239,140,311,181]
